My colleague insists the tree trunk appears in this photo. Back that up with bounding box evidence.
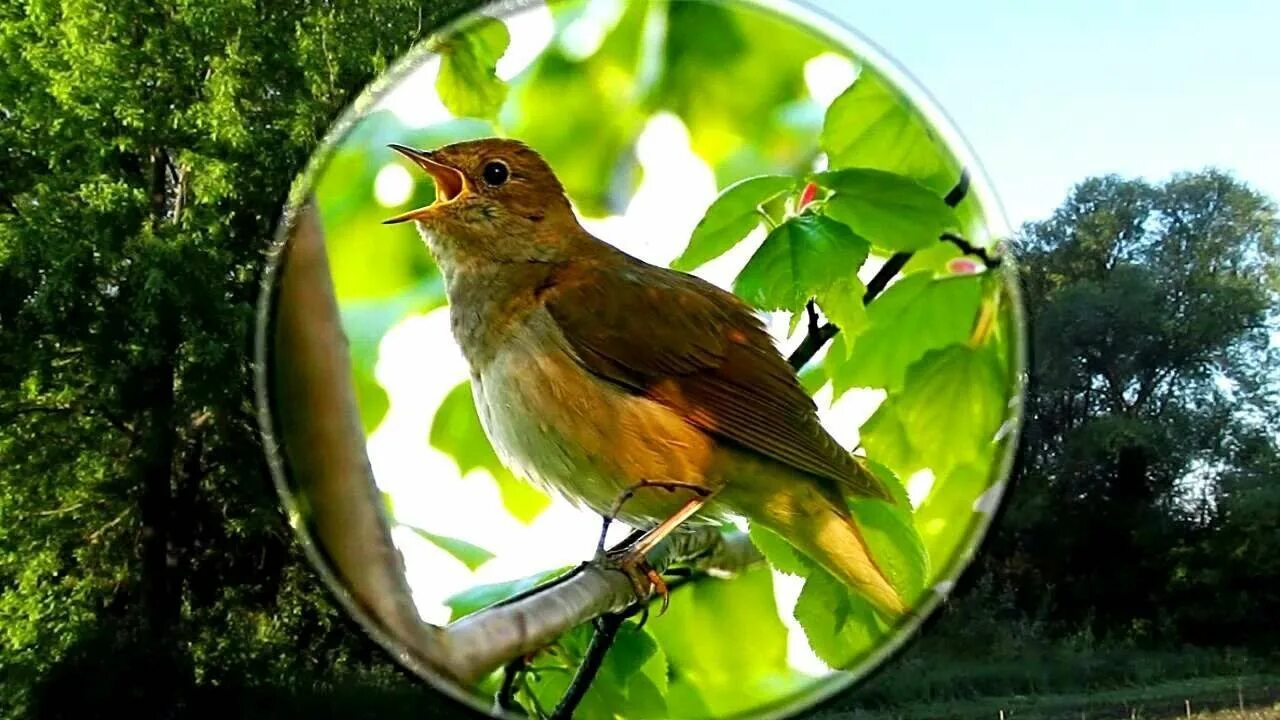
[137,348,180,638]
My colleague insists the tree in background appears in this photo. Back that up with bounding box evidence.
[0,2,479,717]
[980,170,1279,646]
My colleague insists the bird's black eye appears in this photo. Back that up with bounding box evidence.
[482,160,510,186]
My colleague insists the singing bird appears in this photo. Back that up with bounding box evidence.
[383,138,906,618]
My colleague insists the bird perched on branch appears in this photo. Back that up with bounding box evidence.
[384,138,906,618]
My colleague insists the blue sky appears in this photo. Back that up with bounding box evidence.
[807,0,1280,227]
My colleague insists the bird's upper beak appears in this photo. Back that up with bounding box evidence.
[381,144,467,224]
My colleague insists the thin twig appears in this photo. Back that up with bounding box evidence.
[87,509,129,543]
[941,232,1002,267]
[495,656,527,715]
[944,168,971,207]
[549,613,629,719]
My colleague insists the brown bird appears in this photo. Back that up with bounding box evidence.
[383,138,906,618]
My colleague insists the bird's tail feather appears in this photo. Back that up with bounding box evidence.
[733,482,907,618]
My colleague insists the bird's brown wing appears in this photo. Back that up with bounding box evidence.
[543,256,892,502]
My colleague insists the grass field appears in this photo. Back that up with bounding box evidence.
[804,635,1280,720]
[814,674,1280,719]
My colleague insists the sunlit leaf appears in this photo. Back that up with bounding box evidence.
[404,525,495,571]
[430,381,552,523]
[648,565,804,717]
[890,344,1007,480]
[899,239,964,275]
[831,272,981,395]
[821,67,959,195]
[748,523,813,576]
[859,403,921,482]
[670,174,795,271]
[862,457,912,509]
[444,565,572,621]
[816,168,961,252]
[914,463,991,585]
[849,497,928,607]
[435,17,510,120]
[733,214,869,317]
[793,569,884,669]
[815,275,869,341]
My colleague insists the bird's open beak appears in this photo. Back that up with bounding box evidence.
[381,144,467,224]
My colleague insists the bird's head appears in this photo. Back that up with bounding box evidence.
[382,138,579,267]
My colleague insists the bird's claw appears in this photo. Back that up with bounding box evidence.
[599,547,670,623]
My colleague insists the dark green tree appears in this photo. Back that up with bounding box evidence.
[987,170,1279,641]
[0,2,481,717]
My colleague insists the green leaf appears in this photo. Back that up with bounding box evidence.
[816,168,961,252]
[793,569,884,669]
[627,672,670,719]
[404,526,494,572]
[733,214,870,316]
[671,175,796,271]
[604,622,658,686]
[865,343,1003,481]
[820,67,959,194]
[435,17,510,120]
[647,565,804,717]
[492,472,553,525]
[748,523,813,576]
[832,272,981,395]
[849,498,928,607]
[444,566,572,621]
[859,402,922,481]
[914,463,991,586]
[430,381,551,524]
[863,457,912,509]
[654,1,839,177]
[815,275,868,340]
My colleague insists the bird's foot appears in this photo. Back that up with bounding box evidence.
[598,545,669,626]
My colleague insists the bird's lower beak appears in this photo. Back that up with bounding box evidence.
[382,144,467,224]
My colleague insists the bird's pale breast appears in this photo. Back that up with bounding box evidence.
[470,308,726,527]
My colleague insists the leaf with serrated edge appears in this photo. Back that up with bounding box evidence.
[733,214,869,316]
[671,175,796,271]
[831,272,981,395]
[820,67,958,194]
[794,569,884,669]
[749,523,813,576]
[816,168,961,252]
[893,344,1006,480]
[849,498,929,606]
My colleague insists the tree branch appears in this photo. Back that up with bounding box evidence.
[444,527,760,685]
